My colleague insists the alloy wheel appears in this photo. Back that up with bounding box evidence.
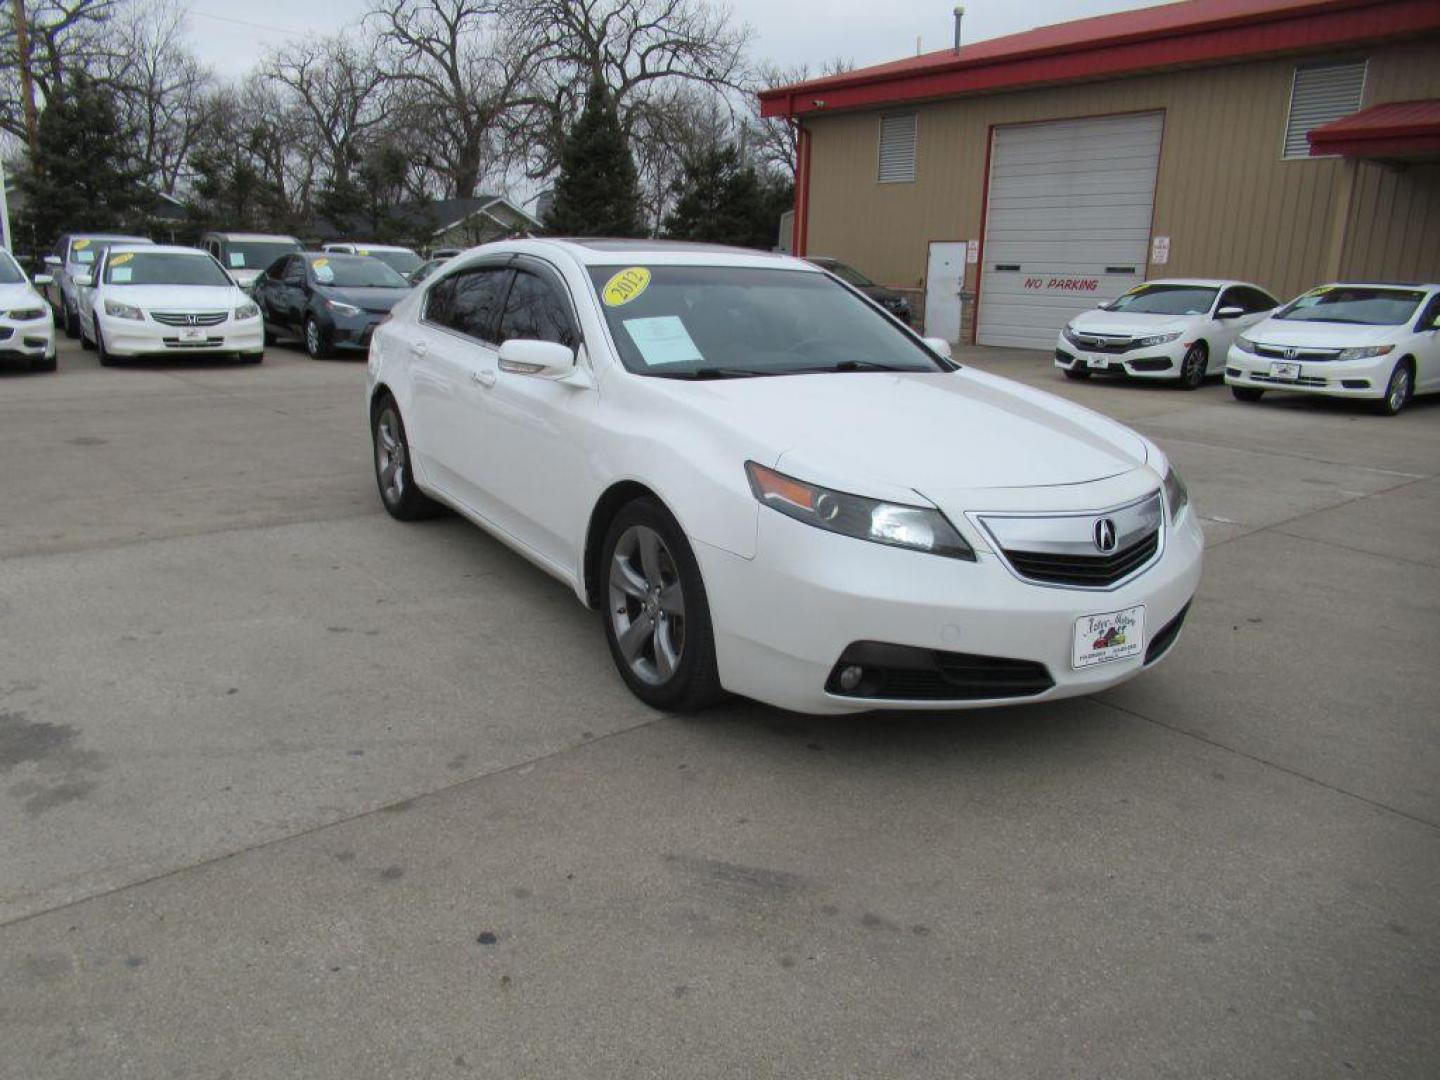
[375,408,406,505]
[305,320,321,357]
[607,524,686,686]
[1388,366,1411,414]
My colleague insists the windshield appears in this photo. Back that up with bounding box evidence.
[362,249,423,276]
[69,238,147,266]
[0,252,23,284]
[224,240,301,270]
[309,255,410,289]
[1105,284,1217,316]
[588,265,948,378]
[1275,286,1425,326]
[105,252,232,287]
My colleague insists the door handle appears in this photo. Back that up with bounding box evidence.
[409,340,428,357]
[470,368,497,388]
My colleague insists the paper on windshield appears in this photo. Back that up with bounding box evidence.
[229,252,246,268]
[110,267,133,283]
[313,260,335,283]
[623,316,702,367]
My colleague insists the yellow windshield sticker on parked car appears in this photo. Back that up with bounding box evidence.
[73,239,91,250]
[603,267,651,307]
[110,253,134,266]
[313,258,329,269]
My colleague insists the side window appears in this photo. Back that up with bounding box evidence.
[496,270,578,348]
[1216,287,1242,314]
[283,257,307,285]
[1242,287,1278,313]
[423,274,458,327]
[1414,294,1440,332]
[445,267,512,344]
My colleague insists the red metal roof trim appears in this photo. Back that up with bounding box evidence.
[758,0,1440,118]
[1308,98,1440,156]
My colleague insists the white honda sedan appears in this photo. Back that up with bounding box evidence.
[367,240,1203,715]
[1225,282,1440,416]
[79,245,264,365]
[1056,279,1278,389]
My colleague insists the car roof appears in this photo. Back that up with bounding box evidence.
[208,232,301,242]
[70,234,152,244]
[475,237,817,272]
[330,242,414,252]
[1135,278,1257,289]
[1316,281,1440,290]
[107,244,214,257]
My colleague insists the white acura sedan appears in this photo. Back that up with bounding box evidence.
[367,240,1203,715]
[79,245,264,365]
[1056,279,1278,389]
[1225,282,1440,416]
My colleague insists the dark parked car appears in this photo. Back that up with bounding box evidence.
[252,252,411,358]
[408,256,451,286]
[805,256,913,324]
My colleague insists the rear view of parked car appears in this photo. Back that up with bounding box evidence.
[1225,282,1440,415]
[200,232,303,294]
[80,245,263,366]
[1056,279,1278,389]
[806,256,914,324]
[0,247,57,372]
[43,233,154,338]
[252,252,411,358]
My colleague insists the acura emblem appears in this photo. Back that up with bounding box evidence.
[1284,347,1299,360]
[1094,518,1118,554]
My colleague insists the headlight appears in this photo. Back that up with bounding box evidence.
[1337,344,1394,362]
[1136,331,1183,347]
[1163,465,1189,523]
[104,299,144,320]
[1062,324,1084,344]
[4,307,47,321]
[326,299,361,316]
[745,462,975,560]
[1233,336,1258,354]
[234,302,260,320]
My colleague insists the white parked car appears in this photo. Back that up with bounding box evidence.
[78,245,264,366]
[1056,279,1279,389]
[43,233,154,339]
[322,242,425,281]
[366,240,1202,715]
[200,232,304,294]
[1225,282,1440,416]
[0,248,57,373]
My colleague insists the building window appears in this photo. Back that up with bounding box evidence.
[1283,60,1366,159]
[878,113,917,183]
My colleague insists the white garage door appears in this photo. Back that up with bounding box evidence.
[977,112,1165,349]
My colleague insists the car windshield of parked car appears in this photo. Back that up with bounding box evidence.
[69,239,133,266]
[1275,286,1425,326]
[224,241,300,269]
[0,252,24,284]
[821,261,874,288]
[309,256,410,288]
[1104,284,1218,316]
[362,249,424,277]
[104,252,232,287]
[588,265,948,378]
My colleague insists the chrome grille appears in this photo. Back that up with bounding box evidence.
[1254,344,1340,361]
[976,492,1164,590]
[151,311,227,327]
[1249,372,1328,387]
[1067,332,1133,354]
[1006,531,1160,588]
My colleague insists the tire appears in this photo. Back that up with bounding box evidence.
[1375,359,1414,417]
[79,317,95,350]
[600,497,726,713]
[304,316,334,359]
[63,301,79,339]
[1063,366,1091,381]
[371,395,439,521]
[1176,342,1208,390]
[263,326,276,346]
[32,353,57,373]
[94,319,115,367]
[1231,386,1264,402]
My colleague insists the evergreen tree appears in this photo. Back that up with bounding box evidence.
[663,144,793,251]
[17,75,155,252]
[544,80,644,238]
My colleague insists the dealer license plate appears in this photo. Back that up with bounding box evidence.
[1268,360,1301,381]
[1086,355,1109,369]
[1072,605,1145,670]
[180,327,206,341]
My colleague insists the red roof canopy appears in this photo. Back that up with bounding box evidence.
[758,0,1440,118]
[1307,99,1440,157]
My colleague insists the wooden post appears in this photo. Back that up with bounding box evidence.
[11,0,40,164]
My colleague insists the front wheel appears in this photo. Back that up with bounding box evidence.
[94,319,115,367]
[1176,342,1208,390]
[601,499,725,713]
[1375,360,1413,417]
[1231,386,1264,402]
[304,316,334,359]
[371,396,439,520]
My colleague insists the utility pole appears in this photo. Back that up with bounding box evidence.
[11,0,41,163]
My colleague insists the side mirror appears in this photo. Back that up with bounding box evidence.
[33,273,54,286]
[1216,306,1244,319]
[498,338,576,378]
[922,336,953,361]
[44,255,62,267]
[73,272,94,288]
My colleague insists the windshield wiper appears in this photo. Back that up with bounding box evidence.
[648,367,779,380]
[790,359,913,373]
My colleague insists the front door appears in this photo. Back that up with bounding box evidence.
[924,242,965,343]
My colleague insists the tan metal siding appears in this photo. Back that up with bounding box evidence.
[802,38,1440,315]
[1340,163,1440,283]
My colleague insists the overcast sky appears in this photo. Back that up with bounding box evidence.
[184,0,1162,78]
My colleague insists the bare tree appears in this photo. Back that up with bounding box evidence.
[0,0,122,144]
[747,58,852,182]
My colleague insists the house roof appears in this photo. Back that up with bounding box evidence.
[758,0,1440,118]
[1307,97,1440,157]
[315,195,541,243]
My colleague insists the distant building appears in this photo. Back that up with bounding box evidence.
[315,195,542,252]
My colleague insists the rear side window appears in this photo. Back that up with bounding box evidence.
[427,266,512,344]
[497,271,577,348]
[1237,287,1278,313]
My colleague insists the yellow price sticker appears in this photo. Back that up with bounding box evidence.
[73,239,91,250]
[602,267,651,307]
[110,252,134,266]
[313,258,330,269]
[358,249,370,256]
[1307,285,1333,295]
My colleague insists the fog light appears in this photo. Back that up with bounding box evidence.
[837,665,864,692]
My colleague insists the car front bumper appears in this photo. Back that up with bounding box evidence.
[328,311,389,351]
[695,501,1204,715]
[1224,346,1394,399]
[0,316,56,360]
[1054,337,1189,379]
[98,314,264,357]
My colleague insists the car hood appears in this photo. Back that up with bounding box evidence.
[0,283,46,308]
[108,285,244,310]
[319,285,408,312]
[639,366,1150,500]
[1067,310,1194,337]
[1246,318,1403,347]
[229,267,265,286]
